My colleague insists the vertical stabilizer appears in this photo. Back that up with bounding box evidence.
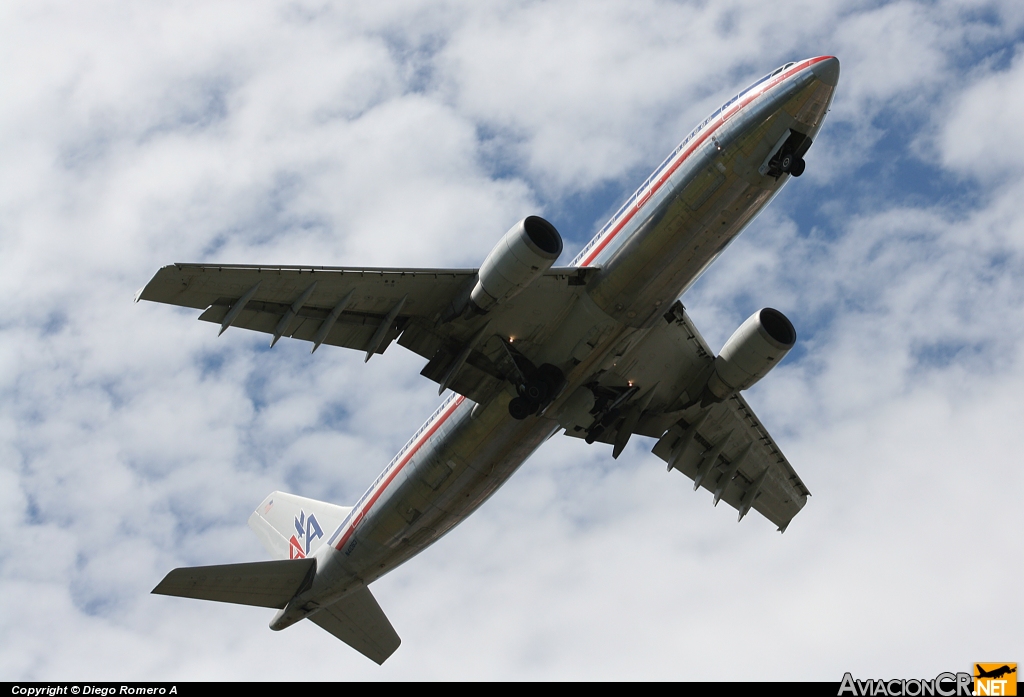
[248,491,353,560]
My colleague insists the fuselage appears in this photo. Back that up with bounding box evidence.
[279,55,839,624]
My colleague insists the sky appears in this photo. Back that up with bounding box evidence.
[2,0,1023,681]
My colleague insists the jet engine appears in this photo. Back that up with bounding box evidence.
[701,308,796,405]
[470,216,563,312]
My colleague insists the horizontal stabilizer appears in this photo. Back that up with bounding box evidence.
[309,586,401,665]
[152,558,316,609]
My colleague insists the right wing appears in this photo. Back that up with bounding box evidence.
[137,263,594,404]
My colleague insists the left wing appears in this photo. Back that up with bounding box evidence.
[137,263,592,404]
[562,301,810,531]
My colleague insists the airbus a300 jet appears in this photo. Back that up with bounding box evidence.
[141,55,840,664]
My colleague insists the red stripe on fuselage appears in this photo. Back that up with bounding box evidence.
[578,56,829,268]
[334,395,466,551]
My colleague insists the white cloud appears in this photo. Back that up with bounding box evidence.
[940,47,1024,181]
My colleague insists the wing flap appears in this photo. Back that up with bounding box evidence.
[650,399,807,530]
[152,558,317,609]
[195,299,403,355]
[308,586,401,665]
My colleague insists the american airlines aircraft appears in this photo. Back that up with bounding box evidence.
[140,55,840,664]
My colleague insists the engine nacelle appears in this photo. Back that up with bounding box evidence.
[470,216,562,312]
[702,308,796,405]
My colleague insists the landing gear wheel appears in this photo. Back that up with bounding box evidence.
[790,156,805,177]
[779,152,794,174]
[521,378,549,403]
[508,396,538,420]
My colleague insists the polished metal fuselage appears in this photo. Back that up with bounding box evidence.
[297,56,839,615]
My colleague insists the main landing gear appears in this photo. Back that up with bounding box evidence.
[508,364,565,420]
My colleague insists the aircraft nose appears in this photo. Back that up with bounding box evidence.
[810,56,840,86]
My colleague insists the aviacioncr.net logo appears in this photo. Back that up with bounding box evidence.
[974,664,1017,696]
[839,672,973,696]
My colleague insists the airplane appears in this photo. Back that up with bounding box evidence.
[975,665,1017,680]
[140,55,840,664]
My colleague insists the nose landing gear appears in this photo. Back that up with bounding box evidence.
[763,130,811,179]
[778,152,806,177]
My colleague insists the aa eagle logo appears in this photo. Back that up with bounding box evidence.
[288,510,323,559]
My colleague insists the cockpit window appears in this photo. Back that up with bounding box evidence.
[738,61,793,101]
[770,62,797,78]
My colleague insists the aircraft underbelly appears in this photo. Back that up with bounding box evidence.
[324,394,558,585]
[313,66,838,602]
[588,73,833,328]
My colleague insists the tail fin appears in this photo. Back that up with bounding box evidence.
[248,491,352,560]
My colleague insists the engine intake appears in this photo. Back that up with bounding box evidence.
[702,308,796,405]
[470,216,562,312]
